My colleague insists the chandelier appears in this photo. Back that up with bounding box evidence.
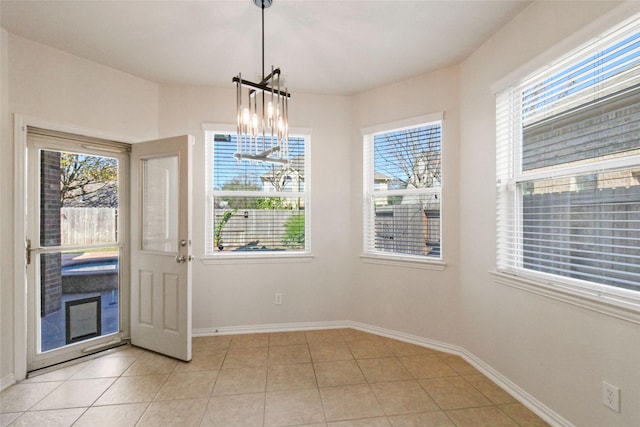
[233,0,290,165]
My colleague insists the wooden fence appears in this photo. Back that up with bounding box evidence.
[61,208,117,245]
[215,209,302,251]
[522,186,640,291]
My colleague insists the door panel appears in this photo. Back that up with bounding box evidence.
[130,135,193,361]
[163,274,180,332]
[139,270,154,325]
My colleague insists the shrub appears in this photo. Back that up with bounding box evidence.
[282,214,305,248]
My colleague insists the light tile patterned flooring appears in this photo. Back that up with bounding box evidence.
[0,329,549,426]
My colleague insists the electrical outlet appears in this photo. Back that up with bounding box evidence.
[602,381,621,413]
[274,293,283,305]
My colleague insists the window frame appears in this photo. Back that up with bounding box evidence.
[361,114,446,269]
[495,15,640,320]
[202,124,312,262]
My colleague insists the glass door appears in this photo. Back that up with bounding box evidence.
[26,132,129,372]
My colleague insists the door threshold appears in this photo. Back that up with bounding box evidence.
[27,339,130,379]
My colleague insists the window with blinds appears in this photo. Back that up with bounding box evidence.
[205,130,309,255]
[363,120,442,259]
[496,16,640,298]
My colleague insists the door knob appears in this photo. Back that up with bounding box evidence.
[176,255,186,263]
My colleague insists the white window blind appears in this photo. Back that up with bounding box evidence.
[205,131,309,256]
[496,16,640,298]
[363,120,442,259]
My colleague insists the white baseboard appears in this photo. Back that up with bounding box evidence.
[347,321,464,355]
[195,320,571,427]
[350,321,572,427]
[459,349,572,427]
[193,320,348,337]
[0,374,16,392]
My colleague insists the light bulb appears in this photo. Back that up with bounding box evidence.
[242,108,250,125]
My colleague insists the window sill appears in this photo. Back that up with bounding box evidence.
[360,254,446,271]
[201,253,314,265]
[492,270,640,325]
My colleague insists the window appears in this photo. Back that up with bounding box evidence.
[496,18,640,300]
[205,129,310,256]
[363,116,442,260]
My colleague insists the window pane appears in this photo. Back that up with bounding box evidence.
[41,150,119,247]
[521,170,640,291]
[372,193,440,257]
[214,134,305,193]
[213,197,305,252]
[522,32,640,124]
[373,125,441,190]
[141,155,178,253]
[208,131,309,256]
[522,85,640,172]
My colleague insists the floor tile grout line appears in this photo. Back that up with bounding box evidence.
[69,406,91,426]
[461,371,511,407]
[263,334,272,427]
[22,378,68,413]
[305,337,329,426]
[495,405,522,427]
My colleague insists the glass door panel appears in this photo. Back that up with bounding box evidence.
[39,248,120,352]
[141,156,179,253]
[35,148,121,355]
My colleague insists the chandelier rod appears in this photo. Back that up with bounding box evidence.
[261,0,265,80]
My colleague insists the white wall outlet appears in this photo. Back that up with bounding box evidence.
[274,293,283,305]
[602,381,621,413]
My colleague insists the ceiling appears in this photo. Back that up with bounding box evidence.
[0,0,530,95]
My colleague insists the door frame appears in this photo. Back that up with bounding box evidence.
[13,114,138,380]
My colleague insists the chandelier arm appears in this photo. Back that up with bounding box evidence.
[259,68,280,85]
[232,76,290,98]
[234,153,289,165]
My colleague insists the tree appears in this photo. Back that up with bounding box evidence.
[60,153,118,207]
[262,164,294,192]
[374,127,441,190]
[259,156,304,209]
[214,209,237,250]
[281,214,305,248]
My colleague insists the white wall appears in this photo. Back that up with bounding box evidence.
[349,66,462,346]
[0,34,160,384]
[0,26,11,387]
[8,35,159,140]
[459,1,640,426]
[158,85,354,331]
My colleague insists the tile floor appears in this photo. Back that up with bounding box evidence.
[0,329,549,426]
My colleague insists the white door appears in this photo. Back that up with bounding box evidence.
[130,135,193,361]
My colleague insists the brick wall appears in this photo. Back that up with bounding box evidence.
[40,150,62,316]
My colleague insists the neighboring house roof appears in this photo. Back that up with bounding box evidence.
[63,182,118,208]
[374,172,391,183]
